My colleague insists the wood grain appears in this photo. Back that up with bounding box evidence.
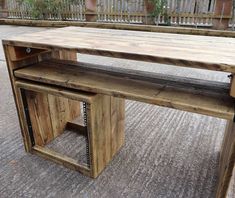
[14,61,235,120]
[7,45,48,61]
[3,44,52,152]
[33,145,91,177]
[88,95,125,178]
[2,19,235,38]
[25,90,54,146]
[22,90,84,146]
[217,121,235,198]
[15,80,125,178]
[3,27,235,72]
[230,75,235,98]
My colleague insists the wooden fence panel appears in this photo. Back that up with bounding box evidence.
[4,0,233,28]
[97,0,145,23]
[6,0,86,21]
[156,0,216,27]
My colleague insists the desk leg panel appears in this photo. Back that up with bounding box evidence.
[217,121,235,198]
[3,44,52,152]
[88,95,125,178]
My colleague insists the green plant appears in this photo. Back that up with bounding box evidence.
[149,0,170,25]
[17,0,78,20]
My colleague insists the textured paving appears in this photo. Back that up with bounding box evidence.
[0,25,234,198]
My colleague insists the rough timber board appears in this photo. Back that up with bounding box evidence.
[3,27,235,73]
[14,61,235,120]
[217,121,235,198]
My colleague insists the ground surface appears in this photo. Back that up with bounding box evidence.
[0,25,234,198]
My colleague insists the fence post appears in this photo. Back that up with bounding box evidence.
[0,0,7,18]
[144,0,155,25]
[85,0,96,22]
[213,0,233,30]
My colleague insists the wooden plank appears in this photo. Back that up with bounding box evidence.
[66,120,87,136]
[230,75,235,97]
[14,61,235,120]
[25,90,54,146]
[51,49,81,125]
[16,81,97,147]
[217,121,235,198]
[3,44,52,152]
[32,146,91,177]
[88,95,125,178]
[4,27,235,72]
[2,19,235,38]
[7,45,48,61]
[47,95,72,138]
[15,80,96,103]
[55,59,230,96]
[110,97,125,157]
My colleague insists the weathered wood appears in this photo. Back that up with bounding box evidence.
[217,120,235,198]
[51,48,81,133]
[213,0,233,30]
[14,61,235,120]
[4,27,235,72]
[229,75,235,97]
[3,44,52,152]
[15,81,96,103]
[15,80,125,178]
[4,26,235,187]
[66,120,87,136]
[3,19,235,38]
[25,90,54,146]
[47,95,77,138]
[15,80,96,145]
[7,45,48,61]
[55,59,230,96]
[33,145,91,177]
[88,95,125,177]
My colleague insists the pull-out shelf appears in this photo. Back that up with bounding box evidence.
[14,59,235,120]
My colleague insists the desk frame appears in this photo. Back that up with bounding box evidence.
[3,32,235,197]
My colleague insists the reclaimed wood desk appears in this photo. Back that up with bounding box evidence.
[3,27,235,197]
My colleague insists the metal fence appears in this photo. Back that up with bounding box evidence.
[4,0,234,28]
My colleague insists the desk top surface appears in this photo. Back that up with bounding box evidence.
[3,26,235,73]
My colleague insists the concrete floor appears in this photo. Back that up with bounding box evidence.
[0,25,234,198]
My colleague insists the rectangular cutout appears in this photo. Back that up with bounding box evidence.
[17,82,96,172]
[8,46,48,61]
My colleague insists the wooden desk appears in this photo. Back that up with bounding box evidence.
[3,27,235,198]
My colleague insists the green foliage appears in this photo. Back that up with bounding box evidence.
[18,0,78,20]
[149,0,170,25]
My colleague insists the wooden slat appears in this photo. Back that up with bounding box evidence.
[3,44,52,152]
[14,60,235,120]
[217,121,235,198]
[15,81,96,104]
[66,120,87,136]
[51,49,81,122]
[25,90,54,146]
[3,20,235,38]
[7,46,48,61]
[16,80,97,146]
[88,95,125,177]
[32,146,91,177]
[4,27,235,73]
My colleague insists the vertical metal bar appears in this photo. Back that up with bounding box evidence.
[20,89,35,147]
